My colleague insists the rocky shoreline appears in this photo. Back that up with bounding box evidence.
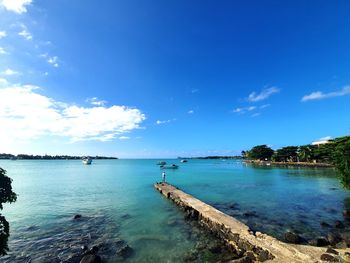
[244,160,334,168]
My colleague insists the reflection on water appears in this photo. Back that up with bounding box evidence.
[0,159,349,261]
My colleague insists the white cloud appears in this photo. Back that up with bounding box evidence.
[247,87,280,102]
[156,119,175,125]
[0,78,8,86]
[188,110,194,114]
[251,113,261,117]
[119,136,130,140]
[0,0,32,14]
[301,86,350,102]
[233,106,256,114]
[0,84,146,144]
[260,104,270,109]
[18,29,32,40]
[1,68,19,75]
[0,31,6,39]
[47,56,59,67]
[0,47,8,54]
[86,97,107,106]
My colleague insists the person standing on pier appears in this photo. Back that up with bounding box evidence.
[162,172,166,183]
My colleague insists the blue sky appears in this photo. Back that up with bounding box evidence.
[0,0,350,158]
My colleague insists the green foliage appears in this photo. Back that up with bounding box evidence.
[0,168,17,256]
[247,145,274,160]
[297,145,316,162]
[272,146,298,162]
[332,137,350,188]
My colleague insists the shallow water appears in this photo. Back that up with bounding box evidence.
[0,159,349,262]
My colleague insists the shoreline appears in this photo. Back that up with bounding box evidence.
[244,160,334,168]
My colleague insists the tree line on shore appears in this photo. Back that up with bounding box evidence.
[242,135,350,188]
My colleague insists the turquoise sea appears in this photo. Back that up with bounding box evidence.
[0,159,349,262]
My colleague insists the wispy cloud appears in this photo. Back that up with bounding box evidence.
[0,47,8,54]
[18,29,32,40]
[251,113,261,117]
[191,89,199,94]
[1,69,19,75]
[247,87,280,102]
[0,0,32,14]
[0,31,6,39]
[188,110,194,114]
[119,136,130,140]
[301,86,350,102]
[86,97,107,106]
[0,84,146,143]
[47,56,59,67]
[233,106,256,114]
[156,119,175,125]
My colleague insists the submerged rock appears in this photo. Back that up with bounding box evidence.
[74,214,82,220]
[116,243,133,258]
[334,220,345,229]
[309,237,329,247]
[343,210,350,220]
[320,221,331,227]
[327,232,342,245]
[80,254,101,263]
[284,231,301,244]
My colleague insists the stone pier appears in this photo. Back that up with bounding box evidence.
[154,182,350,262]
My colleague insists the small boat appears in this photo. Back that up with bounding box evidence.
[82,157,92,165]
[157,161,166,165]
[180,159,188,163]
[160,164,179,169]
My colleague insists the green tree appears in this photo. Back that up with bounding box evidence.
[247,145,274,161]
[0,168,17,256]
[273,146,298,162]
[333,138,350,188]
[298,145,315,162]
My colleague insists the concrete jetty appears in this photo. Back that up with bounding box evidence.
[154,182,350,262]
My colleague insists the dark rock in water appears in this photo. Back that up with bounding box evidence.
[207,242,222,254]
[74,214,82,220]
[320,221,331,227]
[335,241,348,249]
[320,253,338,262]
[243,211,257,217]
[334,220,345,229]
[326,247,339,255]
[183,250,198,262]
[80,254,101,263]
[343,210,350,220]
[309,237,329,247]
[327,232,342,245]
[228,203,240,210]
[26,225,39,231]
[284,231,301,244]
[116,244,133,258]
[81,245,88,251]
[329,187,338,190]
[120,214,131,220]
[82,245,99,256]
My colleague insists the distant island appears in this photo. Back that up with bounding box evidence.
[0,153,118,160]
[178,156,243,160]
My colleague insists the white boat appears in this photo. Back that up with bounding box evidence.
[160,164,179,169]
[82,158,92,165]
[157,161,166,165]
[180,159,188,163]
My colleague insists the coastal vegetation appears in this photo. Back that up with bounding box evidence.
[0,168,17,256]
[0,154,118,160]
[243,135,350,188]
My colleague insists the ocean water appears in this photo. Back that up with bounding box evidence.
[0,159,349,262]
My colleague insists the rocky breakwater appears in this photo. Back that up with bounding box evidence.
[154,182,350,262]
